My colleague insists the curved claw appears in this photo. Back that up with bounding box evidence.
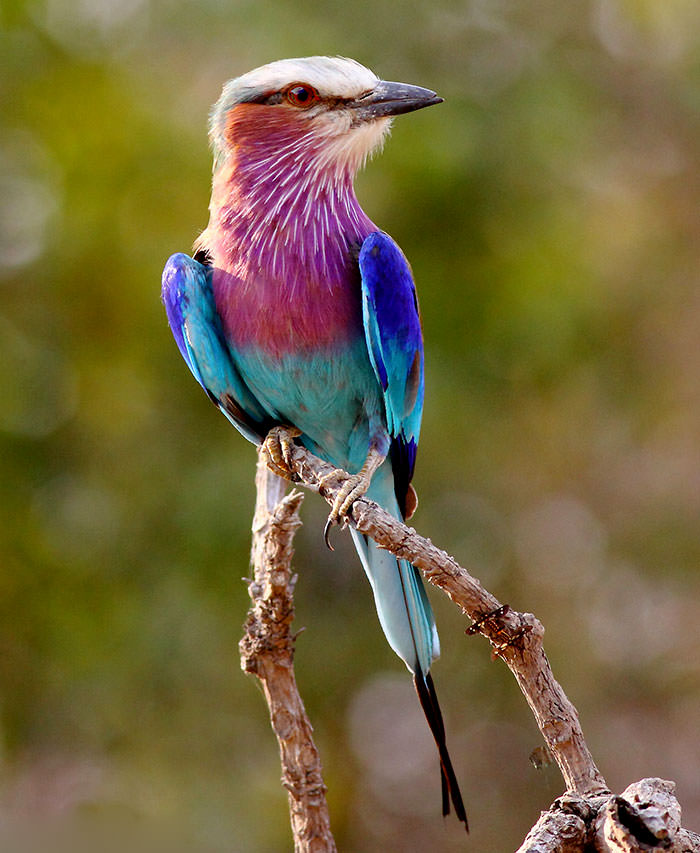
[323,515,336,551]
[318,468,345,550]
[319,447,386,549]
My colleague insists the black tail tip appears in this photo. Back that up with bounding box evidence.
[441,762,469,833]
[414,672,469,833]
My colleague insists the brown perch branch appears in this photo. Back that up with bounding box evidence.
[239,454,336,853]
[275,435,607,797]
[241,434,700,851]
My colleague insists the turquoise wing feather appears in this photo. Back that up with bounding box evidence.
[161,253,271,444]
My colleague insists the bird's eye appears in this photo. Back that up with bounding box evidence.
[285,84,319,108]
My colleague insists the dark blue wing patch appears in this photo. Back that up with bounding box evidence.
[161,253,271,444]
[359,231,424,515]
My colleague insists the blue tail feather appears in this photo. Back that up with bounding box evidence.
[348,464,438,676]
[350,528,437,674]
[348,462,468,831]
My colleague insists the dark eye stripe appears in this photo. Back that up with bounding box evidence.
[238,90,284,106]
[239,88,354,109]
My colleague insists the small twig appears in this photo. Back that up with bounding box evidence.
[239,453,336,853]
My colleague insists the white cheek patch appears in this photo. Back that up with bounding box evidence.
[312,115,392,174]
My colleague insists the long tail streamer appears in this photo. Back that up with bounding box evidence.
[414,670,469,832]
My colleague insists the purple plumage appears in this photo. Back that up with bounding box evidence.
[197,105,377,356]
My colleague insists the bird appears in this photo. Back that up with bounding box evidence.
[161,55,467,830]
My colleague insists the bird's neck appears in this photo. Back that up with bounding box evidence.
[198,116,375,286]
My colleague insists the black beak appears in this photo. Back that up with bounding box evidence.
[349,80,443,120]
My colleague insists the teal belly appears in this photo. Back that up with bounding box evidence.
[233,340,385,473]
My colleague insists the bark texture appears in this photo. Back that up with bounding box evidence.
[239,455,336,853]
[275,437,607,796]
[239,435,699,852]
[594,779,699,853]
[516,781,700,853]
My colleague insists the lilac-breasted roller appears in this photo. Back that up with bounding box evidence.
[161,56,467,828]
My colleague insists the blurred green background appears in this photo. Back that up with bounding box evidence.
[1,0,699,850]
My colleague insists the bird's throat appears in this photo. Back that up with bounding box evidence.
[198,126,376,355]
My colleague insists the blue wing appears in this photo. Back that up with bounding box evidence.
[358,234,467,822]
[359,231,424,517]
[161,253,271,445]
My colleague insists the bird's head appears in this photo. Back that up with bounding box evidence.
[209,56,442,176]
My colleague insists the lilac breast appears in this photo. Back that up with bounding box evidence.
[212,252,368,357]
[206,106,377,357]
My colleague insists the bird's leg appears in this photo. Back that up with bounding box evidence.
[260,426,302,481]
[320,447,385,547]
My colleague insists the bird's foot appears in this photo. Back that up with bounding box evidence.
[319,448,384,549]
[321,470,372,546]
[260,426,302,482]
